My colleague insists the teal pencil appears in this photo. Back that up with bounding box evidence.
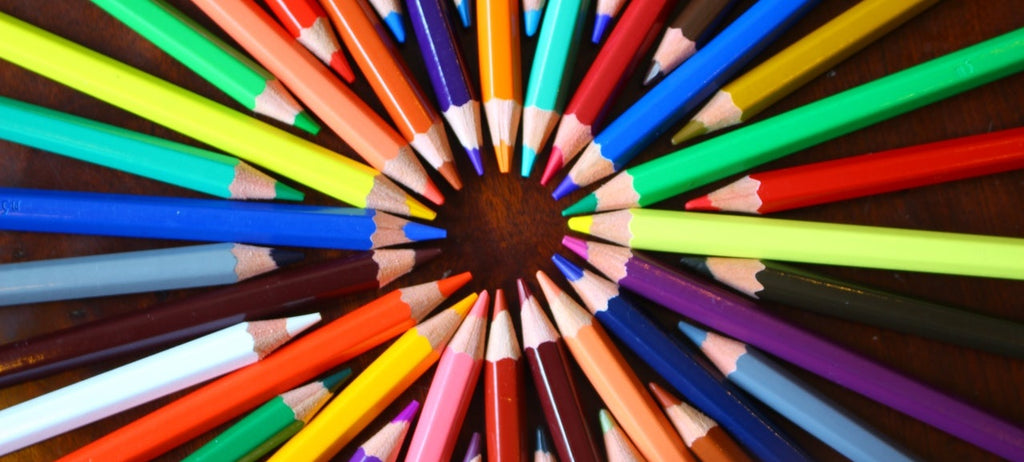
[0,95,302,200]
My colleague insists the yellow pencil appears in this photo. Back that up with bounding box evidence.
[0,11,434,220]
[268,293,479,462]
[673,0,938,144]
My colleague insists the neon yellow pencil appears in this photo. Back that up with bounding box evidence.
[568,209,1024,280]
[268,293,479,462]
[0,11,433,220]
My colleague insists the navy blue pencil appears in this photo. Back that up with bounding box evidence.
[552,254,810,462]
[0,188,445,250]
[553,0,820,198]
[407,0,484,175]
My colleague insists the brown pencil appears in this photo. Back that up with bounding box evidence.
[644,0,735,85]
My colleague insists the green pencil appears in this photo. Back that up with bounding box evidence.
[183,368,353,462]
[521,0,591,177]
[0,95,302,200]
[563,27,1024,215]
[90,0,320,134]
[569,209,1024,280]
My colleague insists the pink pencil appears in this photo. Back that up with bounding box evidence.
[404,290,489,461]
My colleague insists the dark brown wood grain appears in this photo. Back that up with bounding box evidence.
[0,1,1022,461]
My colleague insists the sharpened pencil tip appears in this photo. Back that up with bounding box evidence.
[598,408,615,432]
[551,254,584,281]
[395,399,421,422]
[677,256,712,276]
[269,248,305,267]
[643,62,662,86]
[592,15,611,43]
[466,147,484,175]
[535,426,552,452]
[273,181,305,201]
[562,194,596,216]
[551,176,578,200]
[685,194,715,211]
[672,120,707,145]
[456,0,471,28]
[560,235,588,259]
[383,12,406,43]
[521,147,537,177]
[540,147,563,185]
[677,319,709,346]
[329,52,356,84]
[293,111,322,135]
[524,10,541,37]
[402,221,447,241]
[322,368,353,391]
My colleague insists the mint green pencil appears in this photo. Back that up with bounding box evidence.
[521,0,591,177]
[91,0,319,134]
[0,95,302,200]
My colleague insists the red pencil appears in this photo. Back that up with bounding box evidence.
[687,127,1024,214]
[485,289,525,462]
[265,0,356,82]
[542,0,675,186]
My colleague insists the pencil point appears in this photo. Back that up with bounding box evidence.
[551,253,584,281]
[396,399,421,422]
[592,15,611,43]
[405,197,438,220]
[383,12,406,43]
[329,52,356,84]
[496,143,512,173]
[402,221,447,242]
[551,176,579,200]
[437,271,474,296]
[438,162,464,190]
[524,10,541,37]
[685,194,716,211]
[672,120,707,145]
[562,194,596,216]
[463,432,482,462]
[535,426,552,452]
[642,62,662,86]
[322,368,354,390]
[560,235,588,259]
[521,147,537,177]
[466,147,484,175]
[456,1,471,28]
[677,256,712,276]
[269,248,305,268]
[676,319,709,346]
[293,111,322,135]
[598,408,615,432]
[540,147,563,185]
[273,181,305,201]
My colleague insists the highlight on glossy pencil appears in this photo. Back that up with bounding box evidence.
[322,0,461,190]
[90,0,319,133]
[542,0,675,185]
[268,293,478,461]
[184,369,353,462]
[0,242,299,307]
[647,382,752,462]
[58,272,468,462]
[599,409,645,462]
[406,0,485,175]
[193,0,444,204]
[591,0,626,43]
[485,289,525,462]
[564,26,1024,215]
[522,0,547,36]
[265,0,356,82]
[644,0,736,86]
[674,0,938,143]
[554,0,816,199]
[521,0,591,177]
[349,400,420,462]
[679,255,1024,359]
[0,11,434,219]
[479,0,523,172]
[367,0,407,43]
[0,187,445,250]
[0,314,319,456]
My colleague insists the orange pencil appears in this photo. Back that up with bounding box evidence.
[321,0,462,190]
[58,274,472,462]
[537,270,694,462]
[478,0,523,173]
[266,0,356,83]
[192,0,443,205]
[649,382,753,462]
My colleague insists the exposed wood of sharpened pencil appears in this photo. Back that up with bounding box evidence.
[368,0,407,43]
[644,0,735,86]
[599,409,646,462]
[265,0,356,82]
[648,382,752,462]
[348,400,420,462]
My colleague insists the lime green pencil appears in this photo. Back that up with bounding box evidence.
[563,27,1024,215]
[183,368,352,462]
[568,209,1024,280]
[91,0,319,134]
[521,0,591,177]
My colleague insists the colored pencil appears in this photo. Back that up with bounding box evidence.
[561,237,1024,460]
[523,0,547,37]
[592,0,626,43]
[648,382,752,462]
[479,0,523,173]
[687,126,1024,214]
[90,0,318,133]
[567,208,1024,279]
[0,249,437,388]
[0,242,298,306]
[406,291,489,461]
[58,273,469,462]
[265,0,356,82]
[453,0,472,28]
[0,11,432,219]
[0,188,444,250]
[238,423,306,462]
[0,95,301,200]
[368,0,407,43]
[551,255,809,462]
[542,0,675,185]
[564,27,1024,215]
[534,427,557,462]
[192,0,444,204]
[674,0,938,143]
[679,321,917,462]
[643,0,735,85]
[485,289,525,462]
[463,432,484,462]
[406,0,485,175]
[536,270,693,462]
[0,314,318,456]
[679,255,1024,358]
[553,0,817,198]
[519,279,602,462]
[521,0,591,178]
[599,409,645,462]
[184,369,353,462]
[349,400,420,462]
[268,293,478,461]
[321,0,461,190]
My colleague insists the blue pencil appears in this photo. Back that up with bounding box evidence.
[452,0,472,27]
[369,0,407,43]
[678,320,917,462]
[551,254,809,462]
[553,0,820,198]
[406,0,485,175]
[0,188,445,250]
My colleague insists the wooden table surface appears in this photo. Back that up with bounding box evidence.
[1,1,1022,460]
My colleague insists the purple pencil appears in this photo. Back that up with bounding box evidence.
[348,400,420,462]
[561,236,1024,461]
[406,0,485,175]
[462,432,483,462]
